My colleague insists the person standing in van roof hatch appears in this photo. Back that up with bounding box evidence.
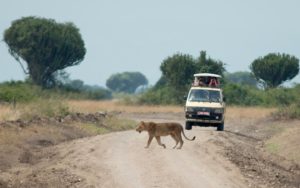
[198,77,206,86]
[193,77,206,87]
[209,77,219,87]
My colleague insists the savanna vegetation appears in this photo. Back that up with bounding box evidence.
[134,51,300,119]
[0,16,299,188]
[0,80,112,103]
[1,16,300,120]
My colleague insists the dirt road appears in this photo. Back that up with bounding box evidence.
[32,118,246,188]
[2,106,299,188]
[0,113,300,188]
[2,113,299,188]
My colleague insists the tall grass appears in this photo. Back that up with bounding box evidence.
[272,102,300,120]
[226,106,275,121]
[19,99,70,120]
[0,104,21,121]
[68,100,277,120]
[0,99,70,121]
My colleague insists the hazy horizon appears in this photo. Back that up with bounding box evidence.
[1,0,300,87]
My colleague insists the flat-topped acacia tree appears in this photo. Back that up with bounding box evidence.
[4,16,86,88]
[250,53,299,88]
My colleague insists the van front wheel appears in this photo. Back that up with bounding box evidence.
[185,122,192,130]
[217,123,224,131]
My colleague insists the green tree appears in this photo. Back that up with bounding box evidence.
[196,51,225,76]
[106,72,148,93]
[250,53,299,88]
[153,75,168,89]
[4,16,86,88]
[142,51,226,105]
[160,53,196,90]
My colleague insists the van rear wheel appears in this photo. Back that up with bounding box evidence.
[185,122,192,130]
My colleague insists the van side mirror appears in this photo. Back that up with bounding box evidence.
[223,97,226,102]
[183,95,187,100]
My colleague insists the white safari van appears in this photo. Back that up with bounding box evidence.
[185,73,225,131]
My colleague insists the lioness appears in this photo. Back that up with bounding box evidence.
[136,121,195,149]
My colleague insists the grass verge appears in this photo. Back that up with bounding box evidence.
[67,100,183,114]
[265,126,300,163]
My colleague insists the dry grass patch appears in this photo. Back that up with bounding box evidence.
[69,100,275,118]
[226,106,275,121]
[0,104,20,122]
[224,107,300,165]
[265,124,300,164]
[226,106,276,119]
[19,99,70,120]
[68,100,182,114]
[2,100,276,123]
[0,99,70,122]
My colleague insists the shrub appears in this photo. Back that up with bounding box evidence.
[137,86,185,105]
[0,81,39,103]
[84,89,112,100]
[263,88,295,106]
[223,83,262,106]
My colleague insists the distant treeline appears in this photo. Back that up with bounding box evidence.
[137,78,300,107]
[135,51,299,106]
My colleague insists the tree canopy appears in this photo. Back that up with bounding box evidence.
[106,72,148,93]
[196,51,225,76]
[160,53,196,89]
[159,51,225,90]
[250,53,299,88]
[4,16,86,88]
[147,51,226,104]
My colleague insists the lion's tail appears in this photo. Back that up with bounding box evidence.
[181,126,196,141]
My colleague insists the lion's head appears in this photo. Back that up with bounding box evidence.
[136,121,147,133]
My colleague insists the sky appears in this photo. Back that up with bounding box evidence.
[1,0,300,87]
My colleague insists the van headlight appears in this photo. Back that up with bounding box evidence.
[214,108,224,114]
[186,107,194,112]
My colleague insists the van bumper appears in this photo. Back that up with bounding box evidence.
[185,118,223,124]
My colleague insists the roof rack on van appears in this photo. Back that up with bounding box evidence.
[193,73,221,78]
[192,73,221,88]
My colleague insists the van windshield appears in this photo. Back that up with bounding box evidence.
[188,90,221,102]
